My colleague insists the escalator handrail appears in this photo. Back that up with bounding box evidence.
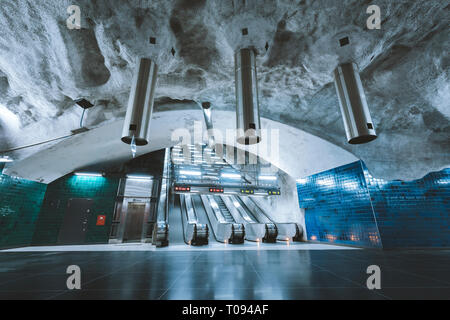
[229,196,256,223]
[184,194,199,224]
[179,194,195,244]
[221,195,255,224]
[239,196,274,224]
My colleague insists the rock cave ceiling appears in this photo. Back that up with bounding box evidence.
[0,0,448,180]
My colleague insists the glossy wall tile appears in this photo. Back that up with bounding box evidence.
[0,174,47,249]
[297,161,449,248]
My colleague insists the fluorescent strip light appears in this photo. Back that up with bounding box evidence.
[258,175,277,181]
[179,170,201,176]
[74,172,103,177]
[221,173,241,179]
[0,156,13,163]
[126,174,152,180]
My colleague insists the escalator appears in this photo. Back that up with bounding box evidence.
[151,177,169,247]
[219,195,266,242]
[233,196,277,243]
[238,196,304,242]
[215,196,235,223]
[191,195,216,242]
[167,193,185,245]
[152,149,170,247]
[198,195,245,244]
[180,194,209,246]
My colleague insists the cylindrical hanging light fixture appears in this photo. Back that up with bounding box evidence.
[121,57,158,146]
[201,102,215,148]
[235,48,261,145]
[334,62,377,144]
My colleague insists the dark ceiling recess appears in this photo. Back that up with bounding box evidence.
[150,37,156,44]
[75,98,94,109]
[339,36,350,47]
[242,28,248,35]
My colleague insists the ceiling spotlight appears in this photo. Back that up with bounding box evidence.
[75,98,94,109]
[73,98,95,132]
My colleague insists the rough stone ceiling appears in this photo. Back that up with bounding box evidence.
[0,0,448,180]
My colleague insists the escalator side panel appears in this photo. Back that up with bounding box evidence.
[238,196,271,223]
[200,195,231,242]
[245,196,302,242]
[231,195,277,243]
[183,194,208,246]
[168,193,186,245]
[191,195,212,243]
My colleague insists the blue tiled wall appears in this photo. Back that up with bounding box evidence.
[297,161,450,249]
[363,164,450,248]
[0,174,47,249]
[297,162,382,248]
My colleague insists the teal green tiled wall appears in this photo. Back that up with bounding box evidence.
[0,174,47,249]
[32,174,119,245]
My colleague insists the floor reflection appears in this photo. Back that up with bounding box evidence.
[0,249,448,299]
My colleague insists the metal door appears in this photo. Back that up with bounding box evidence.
[123,202,146,242]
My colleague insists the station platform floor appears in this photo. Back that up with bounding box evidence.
[1,242,357,252]
[0,246,449,300]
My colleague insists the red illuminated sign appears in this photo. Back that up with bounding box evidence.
[174,186,191,192]
[209,188,224,193]
[96,215,106,226]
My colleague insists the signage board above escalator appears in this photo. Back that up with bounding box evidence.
[172,185,281,197]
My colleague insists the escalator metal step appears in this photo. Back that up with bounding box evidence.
[214,197,235,223]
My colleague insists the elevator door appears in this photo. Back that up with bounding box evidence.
[123,202,146,242]
[58,198,93,245]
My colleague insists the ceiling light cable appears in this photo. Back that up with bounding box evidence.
[0,132,80,154]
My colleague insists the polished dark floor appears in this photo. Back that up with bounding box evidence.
[0,249,449,300]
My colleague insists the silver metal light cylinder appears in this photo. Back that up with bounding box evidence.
[121,57,158,145]
[201,102,215,148]
[235,48,261,145]
[334,62,377,144]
